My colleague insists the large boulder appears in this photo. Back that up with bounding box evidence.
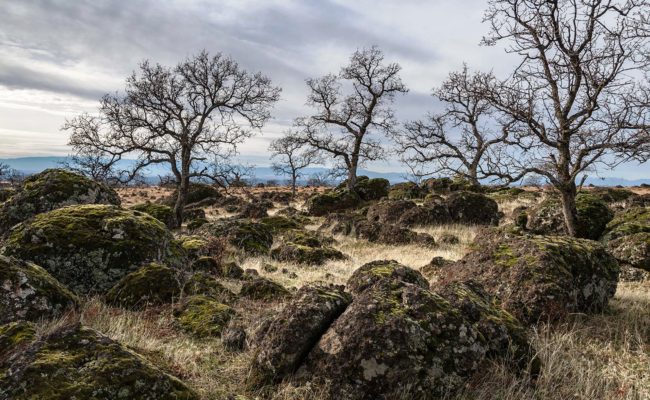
[306,189,361,216]
[161,182,222,207]
[0,322,198,400]
[354,177,390,201]
[249,285,351,387]
[446,190,500,225]
[3,204,175,295]
[527,193,613,240]
[0,169,120,235]
[240,277,290,301]
[236,202,269,219]
[366,200,450,227]
[105,263,181,309]
[346,259,429,295]
[299,270,487,399]
[0,255,78,324]
[602,207,650,271]
[198,219,273,255]
[130,202,176,228]
[437,232,619,325]
[354,221,436,247]
[366,200,418,225]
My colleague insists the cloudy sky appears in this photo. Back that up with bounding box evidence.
[1,0,648,178]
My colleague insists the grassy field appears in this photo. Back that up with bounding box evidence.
[52,188,650,399]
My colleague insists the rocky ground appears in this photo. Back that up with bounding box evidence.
[0,170,648,400]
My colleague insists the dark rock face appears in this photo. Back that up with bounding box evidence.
[346,259,429,295]
[354,177,390,201]
[387,181,423,200]
[0,322,198,400]
[0,169,121,235]
[301,279,486,400]
[0,255,78,324]
[270,242,346,265]
[3,205,175,295]
[354,221,436,246]
[437,231,619,325]
[236,202,269,219]
[249,285,351,387]
[446,191,500,225]
[527,193,613,240]
[306,189,361,216]
[420,256,456,280]
[602,207,650,271]
[240,277,290,301]
[366,200,418,225]
[105,263,181,309]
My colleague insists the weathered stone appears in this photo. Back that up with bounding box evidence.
[602,207,650,271]
[347,259,429,295]
[0,322,198,400]
[249,284,351,387]
[174,295,236,338]
[240,277,290,301]
[222,323,248,351]
[437,232,619,325]
[446,190,500,225]
[130,202,175,229]
[306,189,361,216]
[3,205,175,295]
[0,255,78,324]
[198,219,273,255]
[270,243,346,265]
[184,272,236,304]
[387,181,423,200]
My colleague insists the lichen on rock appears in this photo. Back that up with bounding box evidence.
[3,204,175,295]
[105,263,181,309]
[174,295,236,338]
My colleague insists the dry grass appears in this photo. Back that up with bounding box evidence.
[40,187,650,399]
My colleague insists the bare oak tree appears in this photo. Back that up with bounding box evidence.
[294,46,408,191]
[64,51,281,227]
[482,0,650,236]
[396,65,510,186]
[269,133,320,197]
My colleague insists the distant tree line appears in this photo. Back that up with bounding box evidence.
[65,0,650,236]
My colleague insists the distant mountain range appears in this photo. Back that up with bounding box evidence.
[1,156,649,187]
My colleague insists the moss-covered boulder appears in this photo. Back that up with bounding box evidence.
[249,284,351,387]
[0,321,36,356]
[527,193,614,240]
[240,277,290,301]
[0,169,120,235]
[438,232,619,325]
[236,202,269,219]
[347,259,429,295]
[0,255,78,324]
[387,181,423,200]
[270,242,346,265]
[420,256,455,280]
[260,215,302,233]
[300,273,487,399]
[174,295,236,338]
[282,229,335,248]
[0,322,198,400]
[602,207,650,271]
[130,202,175,229]
[105,263,180,309]
[198,219,273,255]
[354,177,390,201]
[3,204,175,294]
[161,182,222,207]
[0,187,15,203]
[588,187,637,203]
[366,200,417,225]
[305,188,361,216]
[184,272,237,304]
[446,190,500,225]
[354,221,436,247]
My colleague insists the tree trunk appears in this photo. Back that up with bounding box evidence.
[173,176,189,228]
[559,183,579,237]
[346,162,358,192]
[291,171,297,198]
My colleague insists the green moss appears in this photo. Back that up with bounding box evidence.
[529,193,613,239]
[260,215,302,233]
[493,244,518,268]
[0,324,198,399]
[240,277,290,301]
[0,321,37,350]
[105,263,180,309]
[388,182,423,200]
[130,202,175,228]
[270,242,346,265]
[174,295,235,337]
[184,272,236,304]
[199,219,273,255]
[3,204,174,294]
[306,189,362,216]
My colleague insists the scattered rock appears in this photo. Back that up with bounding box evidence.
[0,255,78,324]
[602,207,650,271]
[222,323,248,351]
[420,256,455,280]
[130,202,176,228]
[438,233,460,245]
[3,204,175,294]
[161,183,222,207]
[184,272,237,303]
[236,202,269,219]
[260,215,302,233]
[353,176,390,201]
[306,189,361,216]
[198,219,274,255]
[271,243,346,265]
[347,260,429,295]
[387,181,423,200]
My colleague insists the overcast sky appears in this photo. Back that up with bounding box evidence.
[1,0,648,178]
